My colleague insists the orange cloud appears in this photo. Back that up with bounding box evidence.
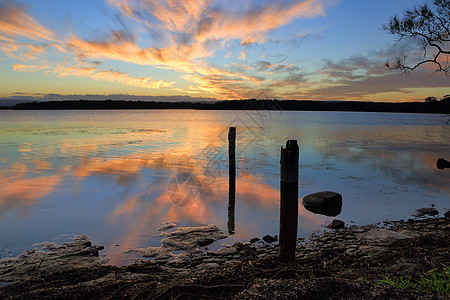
[194,0,326,44]
[105,0,136,19]
[1,0,338,98]
[13,60,174,89]
[141,0,211,33]
[0,1,56,42]
[88,0,336,97]
[0,2,175,91]
[53,63,175,89]
[12,64,49,72]
[66,35,213,72]
[183,72,257,99]
[109,0,327,44]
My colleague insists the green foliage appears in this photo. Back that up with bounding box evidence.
[295,271,316,281]
[378,267,450,296]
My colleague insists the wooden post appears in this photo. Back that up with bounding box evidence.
[279,140,299,262]
[228,127,236,234]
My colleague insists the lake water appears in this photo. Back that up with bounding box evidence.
[0,109,449,265]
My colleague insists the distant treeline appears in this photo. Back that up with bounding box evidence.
[13,99,450,114]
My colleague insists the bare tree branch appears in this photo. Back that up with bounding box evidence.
[384,0,450,75]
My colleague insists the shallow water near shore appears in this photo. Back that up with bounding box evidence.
[0,109,449,265]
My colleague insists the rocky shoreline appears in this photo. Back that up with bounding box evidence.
[1,212,449,299]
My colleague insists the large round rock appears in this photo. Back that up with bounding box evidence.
[302,191,343,217]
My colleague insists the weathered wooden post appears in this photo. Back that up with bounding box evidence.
[279,140,299,262]
[228,127,236,234]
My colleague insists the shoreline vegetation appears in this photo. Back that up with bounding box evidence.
[7,99,450,114]
[1,212,449,299]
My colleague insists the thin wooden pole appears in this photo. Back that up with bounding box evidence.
[228,127,236,234]
[279,140,299,262]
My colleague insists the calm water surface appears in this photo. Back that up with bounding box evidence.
[0,110,449,265]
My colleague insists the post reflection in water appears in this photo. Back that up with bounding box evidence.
[228,127,236,235]
[0,110,449,265]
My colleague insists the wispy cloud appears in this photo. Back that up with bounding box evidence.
[0,0,56,41]
[0,0,64,63]
[193,0,327,44]
[7,0,444,101]
[54,63,175,89]
[107,0,328,43]
[12,63,48,72]
[280,53,450,101]
[68,0,339,98]
[13,60,175,89]
[66,33,212,70]
[0,1,176,90]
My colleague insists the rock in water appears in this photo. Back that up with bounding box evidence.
[0,234,103,284]
[161,224,227,250]
[413,208,439,218]
[262,235,278,243]
[436,158,450,170]
[157,222,177,231]
[128,224,227,260]
[328,219,345,229]
[302,191,343,217]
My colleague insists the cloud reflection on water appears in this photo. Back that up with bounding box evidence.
[314,126,450,197]
[1,135,325,264]
[1,110,449,265]
[105,165,325,265]
[0,174,60,217]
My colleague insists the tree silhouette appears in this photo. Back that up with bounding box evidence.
[384,0,450,75]
[425,96,438,102]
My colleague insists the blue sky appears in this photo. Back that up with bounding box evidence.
[0,0,448,102]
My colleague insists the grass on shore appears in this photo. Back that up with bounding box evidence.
[378,267,450,296]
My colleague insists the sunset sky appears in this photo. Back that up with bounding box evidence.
[0,0,448,102]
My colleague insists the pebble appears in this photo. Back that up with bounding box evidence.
[224,259,239,266]
[344,249,355,257]
[202,258,222,264]
[202,262,220,269]
[233,242,243,250]
[218,247,237,255]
